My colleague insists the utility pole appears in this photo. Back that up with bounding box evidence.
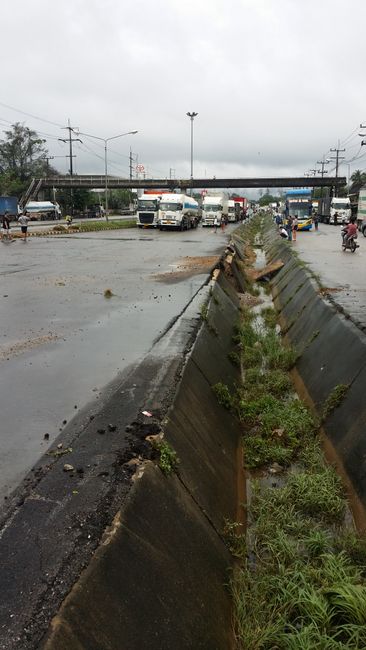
[59,119,82,176]
[169,168,175,179]
[316,158,329,201]
[58,119,82,216]
[330,143,345,197]
[129,147,137,181]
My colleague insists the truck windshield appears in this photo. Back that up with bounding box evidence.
[332,202,350,210]
[137,200,157,211]
[204,205,222,212]
[159,203,182,211]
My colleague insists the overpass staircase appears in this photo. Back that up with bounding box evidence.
[20,178,44,208]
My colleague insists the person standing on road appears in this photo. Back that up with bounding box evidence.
[1,212,12,241]
[213,215,219,233]
[18,211,30,241]
[292,215,298,241]
[286,215,293,241]
[313,212,319,231]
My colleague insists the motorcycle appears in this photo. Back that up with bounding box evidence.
[341,225,359,252]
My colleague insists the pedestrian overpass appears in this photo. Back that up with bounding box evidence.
[21,175,346,206]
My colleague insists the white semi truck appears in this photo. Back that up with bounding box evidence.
[227,200,238,223]
[136,193,163,228]
[318,192,352,225]
[202,194,229,226]
[158,193,200,230]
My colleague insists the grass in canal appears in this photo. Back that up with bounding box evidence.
[215,215,366,649]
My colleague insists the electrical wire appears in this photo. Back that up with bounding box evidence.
[0,101,64,128]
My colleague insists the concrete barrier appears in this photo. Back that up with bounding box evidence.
[264,228,366,511]
[40,272,242,649]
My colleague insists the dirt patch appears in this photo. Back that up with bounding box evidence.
[152,255,220,283]
[319,287,344,295]
[0,334,59,361]
[238,293,263,309]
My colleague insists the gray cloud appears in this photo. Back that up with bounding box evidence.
[1,0,365,182]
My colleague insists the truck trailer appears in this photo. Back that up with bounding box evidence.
[158,193,200,230]
[0,196,18,218]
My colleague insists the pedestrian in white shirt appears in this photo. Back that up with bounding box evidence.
[18,212,30,240]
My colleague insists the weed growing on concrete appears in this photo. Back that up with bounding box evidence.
[261,330,297,370]
[154,440,178,476]
[200,302,208,321]
[223,520,246,559]
[322,384,350,421]
[104,288,113,298]
[212,382,233,410]
[260,306,277,329]
[227,351,241,366]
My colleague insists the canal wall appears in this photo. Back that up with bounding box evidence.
[40,272,242,650]
[264,229,366,509]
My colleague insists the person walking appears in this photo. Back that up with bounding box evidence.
[18,211,30,241]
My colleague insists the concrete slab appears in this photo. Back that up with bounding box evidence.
[42,465,233,650]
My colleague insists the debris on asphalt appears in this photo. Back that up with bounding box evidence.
[142,410,153,417]
[104,288,113,298]
[43,433,49,440]
[48,446,72,458]
[108,423,117,432]
[97,428,106,434]
[57,443,63,449]
[63,464,74,472]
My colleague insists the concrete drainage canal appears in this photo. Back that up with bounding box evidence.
[3,216,366,649]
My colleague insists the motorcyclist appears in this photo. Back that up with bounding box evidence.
[342,217,357,245]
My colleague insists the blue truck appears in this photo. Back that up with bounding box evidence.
[0,196,19,219]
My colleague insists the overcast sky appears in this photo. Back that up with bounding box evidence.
[1,0,366,190]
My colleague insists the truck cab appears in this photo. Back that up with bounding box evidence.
[329,198,351,225]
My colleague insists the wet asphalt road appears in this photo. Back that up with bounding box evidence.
[293,223,366,329]
[0,224,234,499]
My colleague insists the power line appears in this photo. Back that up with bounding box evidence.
[0,100,64,128]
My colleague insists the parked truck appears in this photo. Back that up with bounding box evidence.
[356,186,366,233]
[318,191,351,224]
[227,200,238,223]
[233,196,248,219]
[0,196,18,219]
[136,192,165,228]
[201,194,228,226]
[25,201,62,220]
[158,193,200,230]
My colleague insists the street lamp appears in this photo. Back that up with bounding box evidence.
[74,129,138,221]
[186,112,198,190]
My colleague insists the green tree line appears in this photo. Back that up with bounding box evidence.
[0,122,133,213]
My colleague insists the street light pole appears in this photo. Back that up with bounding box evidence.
[186,112,198,193]
[73,129,138,221]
